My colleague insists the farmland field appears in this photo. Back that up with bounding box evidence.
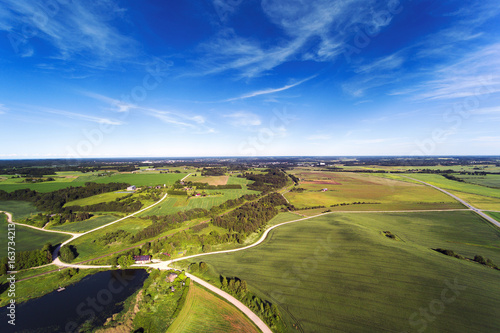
[0,200,39,220]
[69,217,152,261]
[140,187,259,217]
[455,174,500,188]
[285,170,463,210]
[74,172,187,187]
[179,211,500,332]
[486,211,500,223]
[185,175,229,185]
[167,280,259,333]
[0,213,70,252]
[63,191,132,207]
[50,214,119,233]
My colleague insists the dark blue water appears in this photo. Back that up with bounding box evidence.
[0,269,148,333]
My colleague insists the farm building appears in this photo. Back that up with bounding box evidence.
[321,188,328,192]
[133,255,151,264]
[167,273,178,282]
[127,185,137,191]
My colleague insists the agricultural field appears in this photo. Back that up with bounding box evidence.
[0,200,39,220]
[285,169,463,211]
[63,191,132,207]
[68,216,152,261]
[486,211,500,223]
[185,175,229,185]
[0,213,70,252]
[455,174,500,189]
[141,187,259,217]
[167,281,259,333]
[74,172,187,187]
[179,211,500,332]
[50,214,119,233]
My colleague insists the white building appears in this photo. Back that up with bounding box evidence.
[127,185,137,191]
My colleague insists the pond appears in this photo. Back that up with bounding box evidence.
[0,269,148,333]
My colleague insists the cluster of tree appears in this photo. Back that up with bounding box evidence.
[131,208,208,243]
[288,173,300,185]
[60,245,78,262]
[23,177,55,183]
[0,243,54,274]
[442,174,465,182]
[433,248,464,259]
[66,196,143,213]
[212,193,286,233]
[201,167,226,176]
[330,201,379,207]
[433,249,499,270]
[98,230,132,245]
[383,231,396,239]
[133,194,260,243]
[474,255,499,270]
[242,169,289,192]
[0,182,129,212]
[289,187,305,192]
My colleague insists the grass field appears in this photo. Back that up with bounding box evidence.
[140,187,259,217]
[455,174,500,189]
[63,191,132,207]
[68,217,152,261]
[0,200,39,220]
[185,175,229,185]
[75,172,186,187]
[178,211,500,332]
[486,211,500,223]
[50,214,119,233]
[0,172,186,193]
[167,280,260,333]
[285,170,463,210]
[407,173,500,199]
[0,213,70,252]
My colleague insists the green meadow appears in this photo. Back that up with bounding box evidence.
[50,214,119,233]
[75,172,186,186]
[0,213,70,252]
[178,211,500,332]
[0,200,39,220]
[456,174,500,188]
[63,191,132,207]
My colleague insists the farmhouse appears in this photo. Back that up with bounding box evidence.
[167,273,178,282]
[127,185,137,191]
[133,255,151,264]
[321,188,328,192]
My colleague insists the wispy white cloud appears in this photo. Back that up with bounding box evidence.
[83,91,213,132]
[0,104,8,114]
[307,134,331,141]
[224,111,261,127]
[0,0,137,66]
[223,76,316,102]
[198,0,395,77]
[41,107,123,125]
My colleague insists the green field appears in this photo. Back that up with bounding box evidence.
[407,173,500,199]
[285,170,463,210]
[0,213,70,252]
[50,214,119,233]
[63,191,132,207]
[0,200,39,220]
[167,280,259,333]
[456,174,500,189]
[141,188,259,217]
[0,172,186,193]
[75,172,186,187]
[185,175,229,185]
[486,211,500,223]
[68,216,152,261]
[179,211,500,332]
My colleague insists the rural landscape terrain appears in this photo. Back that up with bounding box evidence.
[1,156,499,332]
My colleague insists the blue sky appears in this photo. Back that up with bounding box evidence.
[0,0,499,158]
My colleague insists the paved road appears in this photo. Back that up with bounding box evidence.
[404,176,500,229]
